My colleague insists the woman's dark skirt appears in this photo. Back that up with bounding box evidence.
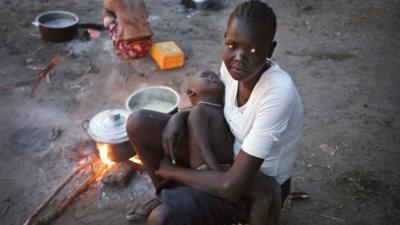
[159,178,291,225]
[159,186,248,225]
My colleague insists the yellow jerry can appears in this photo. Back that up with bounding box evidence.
[151,41,185,70]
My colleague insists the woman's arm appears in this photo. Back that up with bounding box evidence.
[156,150,264,203]
[157,84,297,202]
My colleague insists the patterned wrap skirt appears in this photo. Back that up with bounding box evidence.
[106,21,152,60]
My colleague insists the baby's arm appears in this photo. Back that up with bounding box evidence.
[188,106,219,170]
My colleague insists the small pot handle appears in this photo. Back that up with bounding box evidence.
[32,20,39,27]
[81,119,90,132]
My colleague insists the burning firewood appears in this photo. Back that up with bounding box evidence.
[37,171,97,225]
[22,156,106,225]
[22,160,91,225]
[101,161,137,187]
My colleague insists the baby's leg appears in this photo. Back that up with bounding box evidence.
[247,173,281,225]
[188,136,206,169]
[187,128,233,170]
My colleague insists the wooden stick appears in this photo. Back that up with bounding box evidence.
[22,161,92,225]
[38,172,97,225]
[37,163,107,225]
[30,55,60,98]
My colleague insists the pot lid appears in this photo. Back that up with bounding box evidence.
[87,109,130,144]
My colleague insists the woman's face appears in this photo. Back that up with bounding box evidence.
[222,17,276,82]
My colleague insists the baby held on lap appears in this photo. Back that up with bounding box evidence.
[170,71,278,225]
[184,70,234,171]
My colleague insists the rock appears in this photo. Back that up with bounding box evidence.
[320,144,336,156]
[26,58,34,64]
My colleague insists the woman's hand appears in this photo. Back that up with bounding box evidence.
[162,111,190,162]
[155,157,175,179]
[103,15,115,28]
[206,161,220,171]
[156,150,264,203]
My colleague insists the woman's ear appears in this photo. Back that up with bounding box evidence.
[267,40,277,58]
[186,89,196,97]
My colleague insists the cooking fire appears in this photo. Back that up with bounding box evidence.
[97,142,143,187]
[97,143,143,167]
[23,140,142,225]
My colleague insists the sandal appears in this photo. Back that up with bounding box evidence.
[126,197,161,224]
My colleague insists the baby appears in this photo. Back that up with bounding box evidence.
[183,71,278,225]
[103,0,153,60]
[185,70,234,171]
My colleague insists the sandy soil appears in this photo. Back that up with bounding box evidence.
[0,0,399,225]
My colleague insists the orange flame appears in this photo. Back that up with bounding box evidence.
[129,155,143,165]
[96,143,143,167]
[96,143,115,168]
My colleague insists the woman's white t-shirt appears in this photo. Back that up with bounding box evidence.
[220,61,304,185]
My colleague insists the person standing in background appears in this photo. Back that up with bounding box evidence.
[103,0,153,60]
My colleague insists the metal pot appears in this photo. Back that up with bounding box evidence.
[193,0,209,9]
[125,86,180,114]
[33,11,79,42]
[83,109,135,162]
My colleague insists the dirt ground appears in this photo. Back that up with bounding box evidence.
[1,0,399,225]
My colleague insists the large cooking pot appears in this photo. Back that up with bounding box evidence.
[33,11,79,42]
[83,109,135,162]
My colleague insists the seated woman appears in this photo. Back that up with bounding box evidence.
[127,1,304,225]
[103,0,153,60]
[127,70,280,225]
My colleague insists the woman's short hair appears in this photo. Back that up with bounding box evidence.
[228,0,277,37]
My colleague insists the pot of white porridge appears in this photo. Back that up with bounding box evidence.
[125,86,180,114]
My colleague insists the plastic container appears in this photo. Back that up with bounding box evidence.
[150,41,185,70]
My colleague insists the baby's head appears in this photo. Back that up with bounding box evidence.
[223,0,277,81]
[186,71,224,105]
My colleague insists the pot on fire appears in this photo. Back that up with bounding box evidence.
[83,109,135,163]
